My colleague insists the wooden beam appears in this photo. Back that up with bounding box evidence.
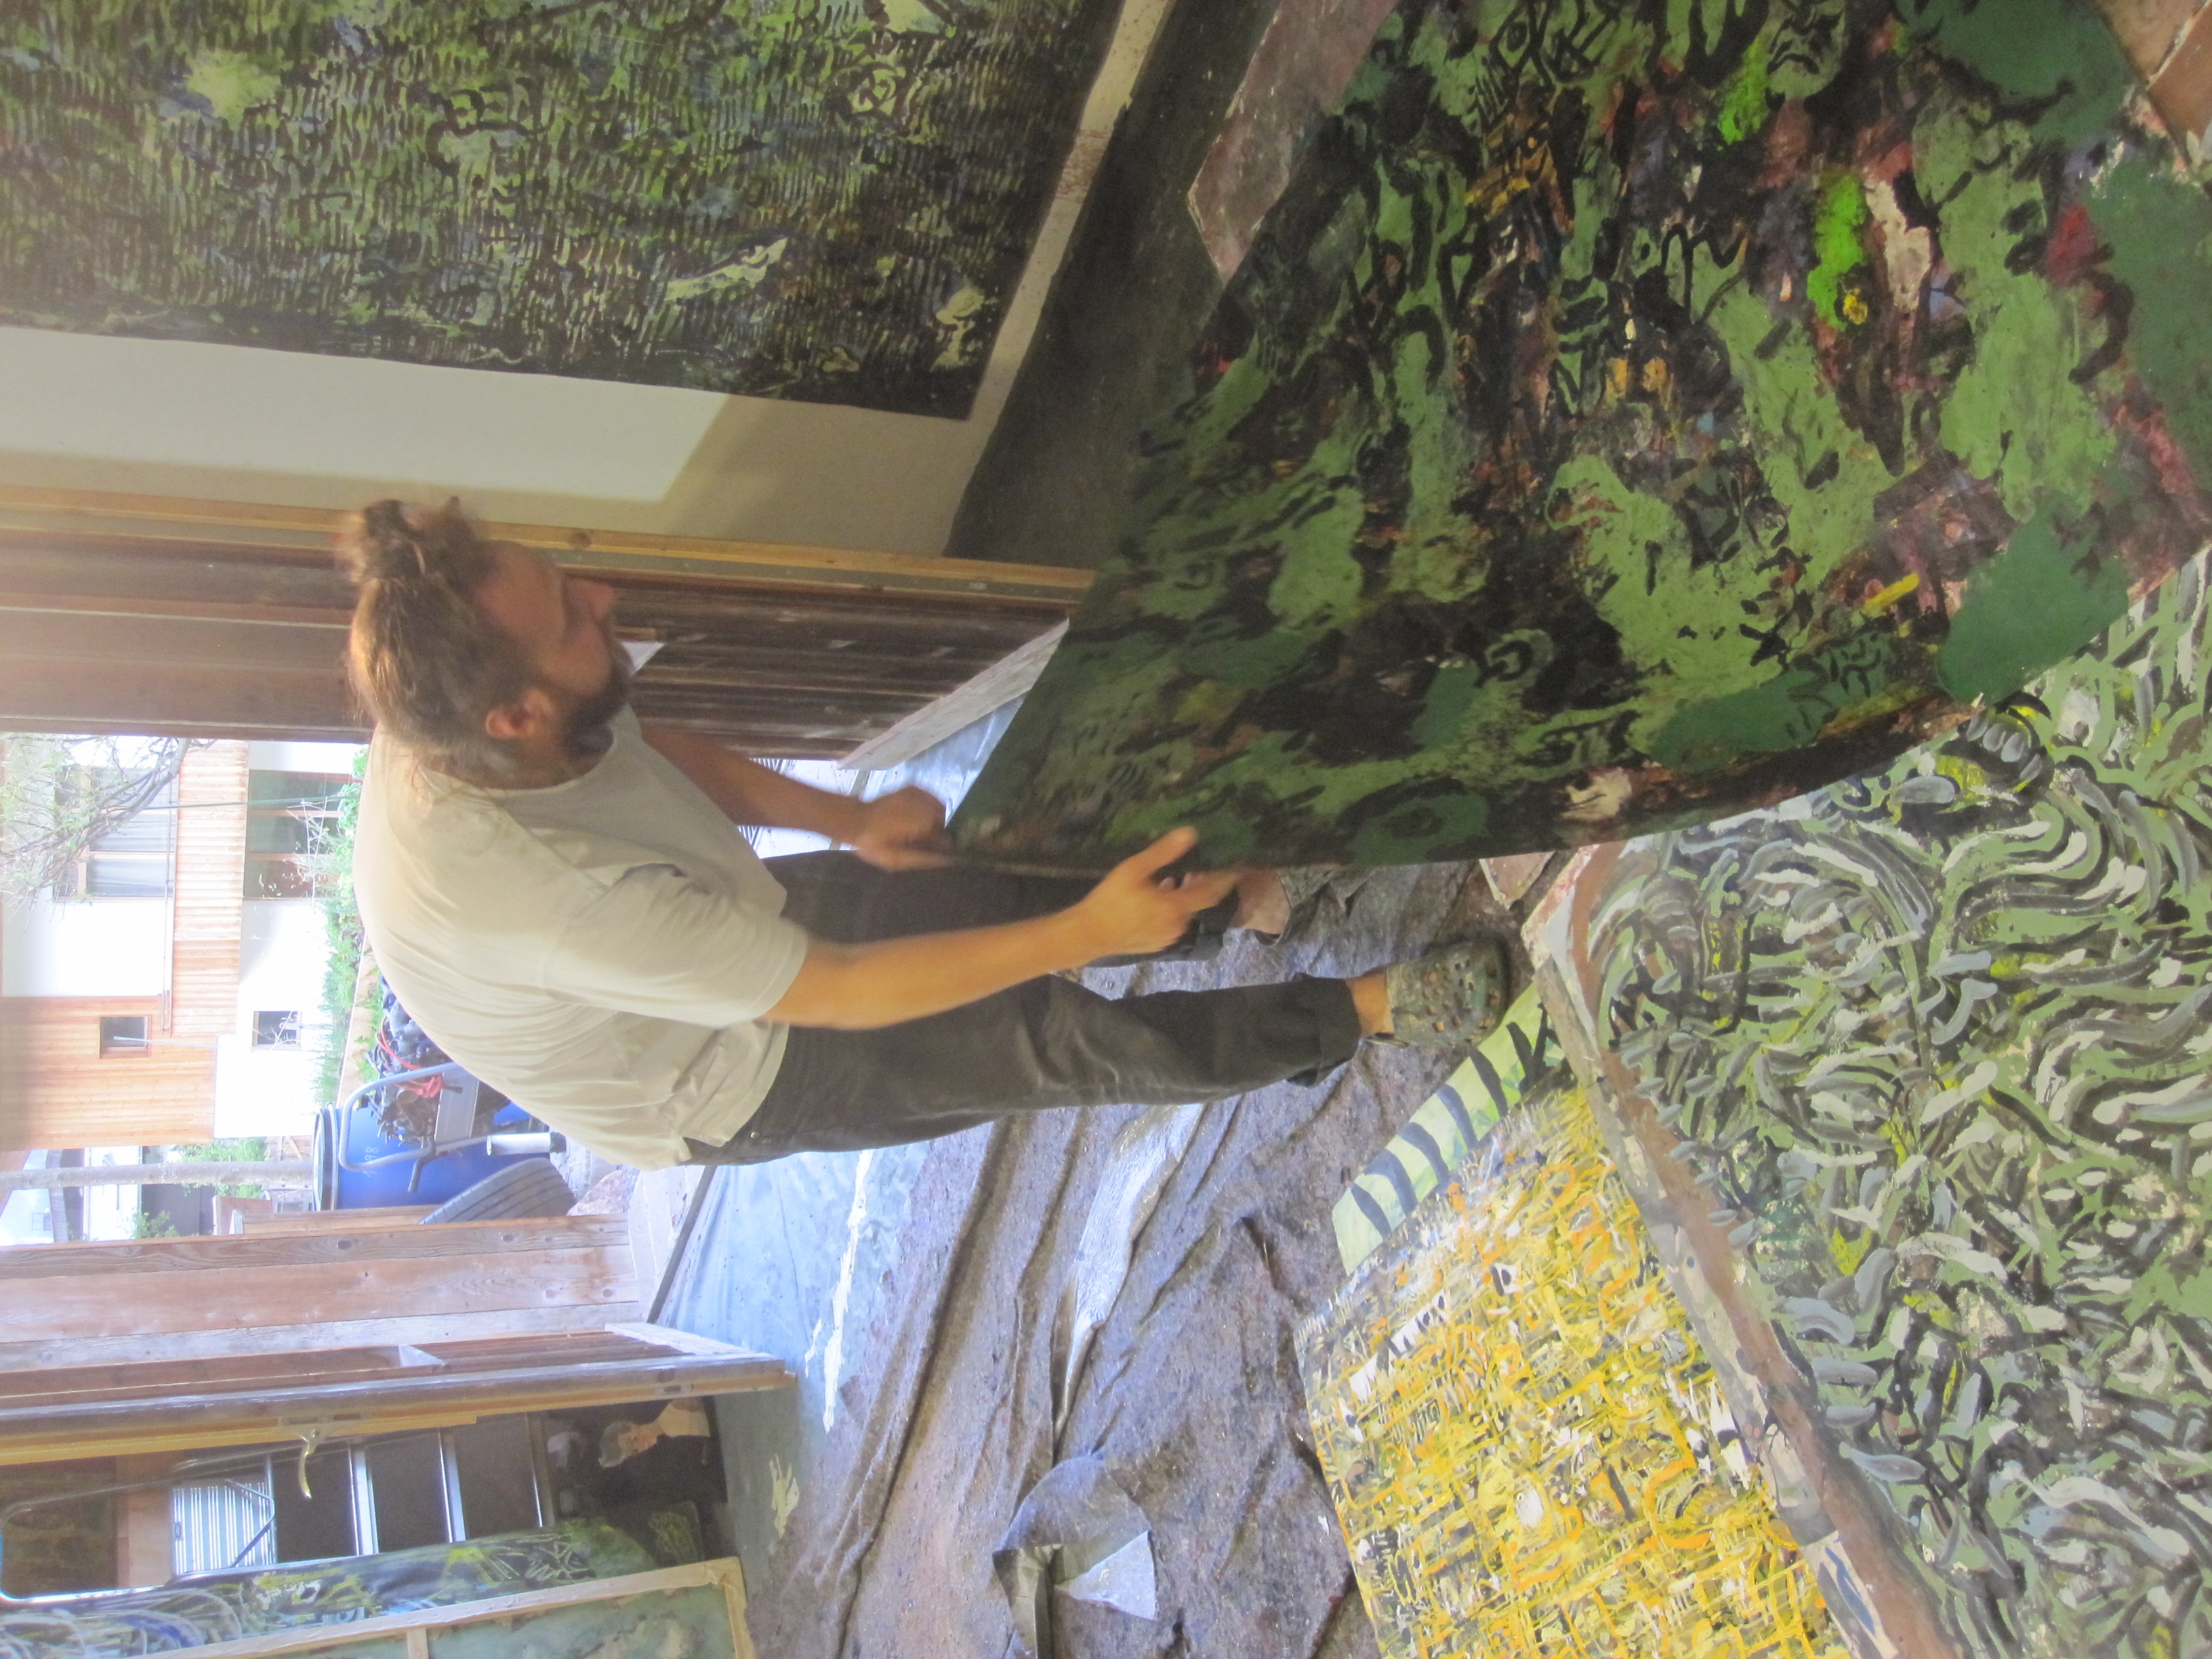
[0,483,1093,607]
[0,1160,310,1191]
[0,1349,790,1464]
[0,649,360,740]
[0,1214,630,1279]
[0,1303,644,1372]
[839,619,1065,770]
[241,1205,436,1233]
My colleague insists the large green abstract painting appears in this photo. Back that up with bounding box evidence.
[954,0,2212,870]
[0,0,1117,415]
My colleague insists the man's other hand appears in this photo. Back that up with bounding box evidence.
[849,785,950,869]
[1073,827,1238,958]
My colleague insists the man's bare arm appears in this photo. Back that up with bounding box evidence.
[642,722,945,869]
[766,829,1235,1028]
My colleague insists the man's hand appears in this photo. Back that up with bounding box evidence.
[847,786,949,870]
[766,823,1241,1029]
[1069,827,1239,957]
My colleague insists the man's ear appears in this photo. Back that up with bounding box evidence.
[484,686,556,743]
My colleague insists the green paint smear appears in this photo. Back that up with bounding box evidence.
[1938,501,2130,703]
[1716,30,1772,145]
[1904,0,2139,150]
[2088,153,2212,479]
[1649,630,1919,776]
[1806,171,1868,329]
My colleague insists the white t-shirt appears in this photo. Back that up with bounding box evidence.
[351,710,809,1170]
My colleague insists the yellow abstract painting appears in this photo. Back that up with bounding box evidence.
[1296,1083,1848,1659]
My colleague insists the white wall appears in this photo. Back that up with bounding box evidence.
[0,315,1000,557]
[214,899,335,1137]
[244,741,364,777]
[0,895,167,997]
[213,1034,319,1139]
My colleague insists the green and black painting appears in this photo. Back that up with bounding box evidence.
[0,0,1118,415]
[954,0,2212,870]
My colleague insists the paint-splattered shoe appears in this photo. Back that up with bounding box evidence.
[1378,939,1511,1048]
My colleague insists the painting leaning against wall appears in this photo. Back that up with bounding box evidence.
[954,0,2212,872]
[0,0,1120,416]
[1556,546,2212,1659]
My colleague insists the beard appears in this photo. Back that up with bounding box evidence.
[557,621,636,762]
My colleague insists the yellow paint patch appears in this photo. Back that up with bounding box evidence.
[1861,571,1921,617]
[1298,1084,1849,1659]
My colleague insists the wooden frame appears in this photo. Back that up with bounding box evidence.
[0,484,1091,605]
[0,485,1090,754]
[176,1557,757,1659]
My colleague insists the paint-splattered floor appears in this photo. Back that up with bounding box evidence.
[661,851,1535,1658]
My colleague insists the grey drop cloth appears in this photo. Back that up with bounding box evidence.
[724,859,1519,1659]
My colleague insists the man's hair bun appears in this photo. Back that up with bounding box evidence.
[342,497,477,591]
[337,498,537,775]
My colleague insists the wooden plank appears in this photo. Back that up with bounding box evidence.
[0,588,349,629]
[2094,0,2205,81]
[0,1246,636,1345]
[0,1330,688,1408]
[0,1327,673,1397]
[113,1453,178,1587]
[604,1322,754,1357]
[172,741,247,1040]
[0,1302,644,1371]
[174,1559,749,1659]
[2152,3,2212,138]
[0,484,1092,605]
[0,1338,703,1413]
[0,665,363,743]
[0,609,349,671]
[840,619,1066,770]
[241,1206,436,1234]
[0,1347,422,1403]
[0,1212,629,1278]
[0,996,214,1150]
[0,1351,792,1463]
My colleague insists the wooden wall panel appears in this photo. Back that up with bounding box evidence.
[0,1216,638,1365]
[171,742,245,1040]
[0,488,1086,757]
[0,996,212,1150]
[112,1453,177,1587]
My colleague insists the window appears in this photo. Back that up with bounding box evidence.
[252,1010,302,1049]
[59,775,176,899]
[99,1016,149,1056]
[244,772,351,900]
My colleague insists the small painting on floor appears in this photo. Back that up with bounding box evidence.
[1298,1079,1856,1659]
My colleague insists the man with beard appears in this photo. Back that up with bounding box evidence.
[346,499,1509,1171]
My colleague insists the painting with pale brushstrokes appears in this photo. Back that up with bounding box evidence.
[1570,548,2212,1658]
